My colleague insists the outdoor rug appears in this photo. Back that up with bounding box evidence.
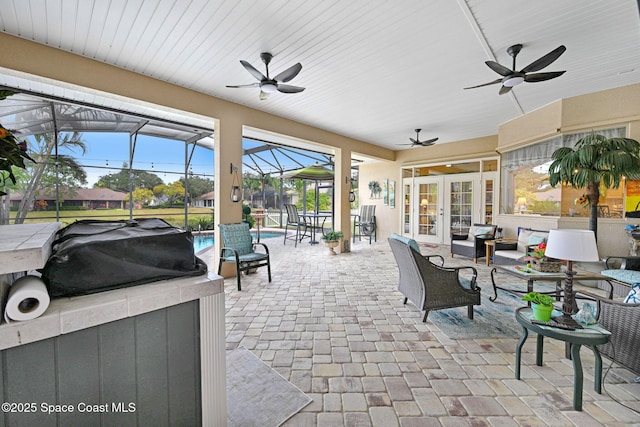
[227,346,312,427]
[427,283,557,339]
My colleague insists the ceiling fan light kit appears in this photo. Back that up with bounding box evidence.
[226,52,305,99]
[503,75,524,87]
[261,82,278,93]
[464,43,567,94]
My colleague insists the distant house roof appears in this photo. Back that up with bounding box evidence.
[198,191,214,200]
[10,188,128,201]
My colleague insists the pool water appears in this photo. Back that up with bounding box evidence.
[193,232,281,253]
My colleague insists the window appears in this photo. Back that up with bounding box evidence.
[500,128,625,217]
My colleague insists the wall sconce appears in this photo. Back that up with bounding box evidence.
[230,163,241,203]
[347,177,356,203]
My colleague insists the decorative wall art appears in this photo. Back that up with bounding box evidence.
[389,180,396,208]
[368,181,382,199]
[383,179,388,205]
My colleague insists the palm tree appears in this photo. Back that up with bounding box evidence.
[14,131,87,223]
[548,133,640,238]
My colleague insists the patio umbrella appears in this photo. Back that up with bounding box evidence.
[281,163,335,242]
[281,164,334,213]
[280,163,334,181]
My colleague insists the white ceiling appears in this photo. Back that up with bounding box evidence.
[0,0,639,151]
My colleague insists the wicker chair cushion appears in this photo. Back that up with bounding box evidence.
[388,233,421,253]
[601,269,640,286]
[459,277,473,290]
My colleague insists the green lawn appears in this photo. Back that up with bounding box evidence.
[11,208,214,228]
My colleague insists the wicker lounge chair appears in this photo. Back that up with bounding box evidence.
[450,223,497,263]
[388,233,481,322]
[218,223,271,291]
[575,291,640,376]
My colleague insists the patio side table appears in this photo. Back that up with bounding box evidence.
[514,307,611,411]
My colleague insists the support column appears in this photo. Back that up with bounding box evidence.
[334,147,352,253]
[214,116,244,275]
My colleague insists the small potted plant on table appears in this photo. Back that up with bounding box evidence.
[522,292,555,321]
[321,230,343,255]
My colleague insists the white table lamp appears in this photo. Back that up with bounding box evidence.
[544,229,599,322]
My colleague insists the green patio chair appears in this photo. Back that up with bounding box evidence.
[218,223,271,291]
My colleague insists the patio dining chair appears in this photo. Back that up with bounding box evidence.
[218,222,271,291]
[284,203,309,247]
[353,205,376,244]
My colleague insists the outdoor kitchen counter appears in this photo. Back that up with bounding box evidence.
[0,272,224,350]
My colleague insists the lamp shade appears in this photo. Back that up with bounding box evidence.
[544,229,599,262]
[516,197,527,205]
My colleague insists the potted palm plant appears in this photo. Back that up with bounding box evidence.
[522,292,555,321]
[321,230,343,255]
[548,133,640,238]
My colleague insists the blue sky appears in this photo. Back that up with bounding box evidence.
[57,132,214,187]
[55,132,328,187]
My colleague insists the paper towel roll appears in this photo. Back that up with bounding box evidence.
[4,275,50,322]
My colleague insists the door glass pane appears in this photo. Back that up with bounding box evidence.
[450,180,472,233]
[485,179,493,224]
[418,183,438,236]
[403,183,411,233]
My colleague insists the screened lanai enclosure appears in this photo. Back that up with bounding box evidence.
[0,80,356,230]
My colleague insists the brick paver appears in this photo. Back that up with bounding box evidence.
[202,233,640,425]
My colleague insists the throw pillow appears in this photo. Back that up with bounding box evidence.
[528,235,547,246]
[624,283,640,304]
[474,228,491,236]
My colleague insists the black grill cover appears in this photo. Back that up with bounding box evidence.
[40,218,207,298]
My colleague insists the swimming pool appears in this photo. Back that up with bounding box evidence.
[193,232,282,253]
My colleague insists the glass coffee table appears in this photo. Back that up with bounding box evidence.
[490,265,613,303]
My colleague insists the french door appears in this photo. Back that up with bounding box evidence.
[411,175,480,243]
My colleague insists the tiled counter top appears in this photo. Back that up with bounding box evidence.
[0,222,61,274]
[0,272,224,350]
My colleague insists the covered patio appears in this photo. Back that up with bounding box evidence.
[198,237,640,425]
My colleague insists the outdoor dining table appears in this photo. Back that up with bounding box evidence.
[301,212,332,244]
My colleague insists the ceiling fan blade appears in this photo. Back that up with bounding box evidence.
[422,137,439,145]
[499,85,513,95]
[464,78,503,90]
[277,84,305,93]
[274,63,302,83]
[524,71,566,83]
[520,45,566,73]
[240,60,267,81]
[485,61,513,77]
[409,138,418,144]
[226,83,260,89]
